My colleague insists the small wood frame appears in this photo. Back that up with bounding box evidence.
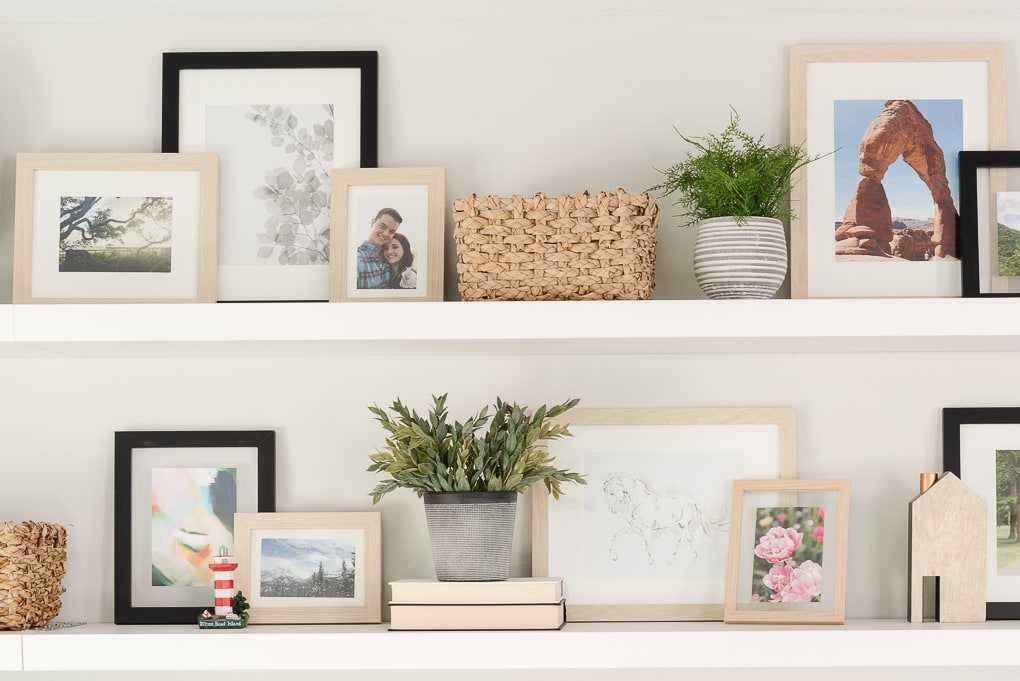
[234,512,381,624]
[14,153,218,304]
[724,479,849,624]
[329,167,445,302]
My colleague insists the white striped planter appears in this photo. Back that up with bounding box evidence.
[693,216,788,299]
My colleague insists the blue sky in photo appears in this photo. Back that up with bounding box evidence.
[260,538,355,576]
[833,99,963,222]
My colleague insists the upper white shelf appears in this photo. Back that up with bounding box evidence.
[0,0,1015,22]
[5,298,1020,357]
[10,620,1020,671]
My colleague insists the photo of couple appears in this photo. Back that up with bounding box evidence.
[356,207,418,290]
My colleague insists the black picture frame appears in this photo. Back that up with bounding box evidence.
[959,150,1020,297]
[161,50,379,302]
[943,407,1020,619]
[114,430,276,624]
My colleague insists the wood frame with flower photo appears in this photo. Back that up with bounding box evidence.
[724,479,850,624]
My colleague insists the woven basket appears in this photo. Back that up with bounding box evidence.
[453,190,659,301]
[0,521,67,630]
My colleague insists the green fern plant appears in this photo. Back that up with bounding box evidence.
[367,394,585,503]
[650,108,822,226]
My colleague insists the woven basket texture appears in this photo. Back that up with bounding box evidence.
[453,190,659,301]
[0,521,67,630]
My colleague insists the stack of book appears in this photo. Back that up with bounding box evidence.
[387,576,566,631]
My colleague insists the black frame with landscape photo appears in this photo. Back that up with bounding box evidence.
[943,406,1020,618]
[959,151,1020,297]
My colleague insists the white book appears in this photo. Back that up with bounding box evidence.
[389,577,563,604]
[388,600,566,631]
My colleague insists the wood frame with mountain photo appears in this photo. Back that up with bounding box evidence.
[233,512,381,624]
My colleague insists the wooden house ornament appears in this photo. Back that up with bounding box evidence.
[907,471,986,623]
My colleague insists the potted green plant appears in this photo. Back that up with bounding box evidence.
[651,109,821,299]
[367,394,585,581]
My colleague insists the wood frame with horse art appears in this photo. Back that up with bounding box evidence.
[532,407,797,622]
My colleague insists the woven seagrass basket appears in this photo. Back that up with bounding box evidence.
[0,521,67,630]
[453,189,659,301]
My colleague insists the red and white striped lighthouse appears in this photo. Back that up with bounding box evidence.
[209,547,238,617]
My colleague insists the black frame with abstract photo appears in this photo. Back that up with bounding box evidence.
[959,151,1020,297]
[114,430,276,624]
[943,406,1020,618]
[162,50,379,302]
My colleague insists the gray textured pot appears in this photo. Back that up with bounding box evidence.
[693,216,788,299]
[423,491,517,581]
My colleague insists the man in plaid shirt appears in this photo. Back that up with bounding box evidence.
[357,207,403,289]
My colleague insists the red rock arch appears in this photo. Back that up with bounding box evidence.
[835,100,958,259]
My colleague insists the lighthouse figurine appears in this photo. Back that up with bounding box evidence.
[197,546,249,629]
[210,547,238,616]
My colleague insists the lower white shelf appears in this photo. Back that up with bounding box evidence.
[7,620,1020,671]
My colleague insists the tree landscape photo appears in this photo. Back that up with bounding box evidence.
[996,192,1020,276]
[59,196,173,272]
[995,449,1020,575]
[259,537,356,599]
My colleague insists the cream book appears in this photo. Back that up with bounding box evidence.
[389,577,563,604]
[388,600,566,631]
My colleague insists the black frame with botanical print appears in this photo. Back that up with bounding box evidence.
[162,50,379,302]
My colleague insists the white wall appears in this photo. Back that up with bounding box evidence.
[2,3,1020,678]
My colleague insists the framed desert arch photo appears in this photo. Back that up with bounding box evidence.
[789,43,1006,298]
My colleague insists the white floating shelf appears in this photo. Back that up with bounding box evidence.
[12,620,1020,671]
[0,633,20,672]
[3,298,1020,357]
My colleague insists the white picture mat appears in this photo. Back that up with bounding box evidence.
[733,490,840,611]
[247,528,367,608]
[547,424,783,606]
[31,169,202,299]
[959,423,1020,602]
[804,60,990,297]
[177,68,362,301]
[343,183,430,300]
[130,446,260,608]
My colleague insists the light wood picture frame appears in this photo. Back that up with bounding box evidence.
[329,167,445,302]
[533,407,797,622]
[234,512,381,624]
[789,43,1006,299]
[13,152,218,304]
[724,479,850,625]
